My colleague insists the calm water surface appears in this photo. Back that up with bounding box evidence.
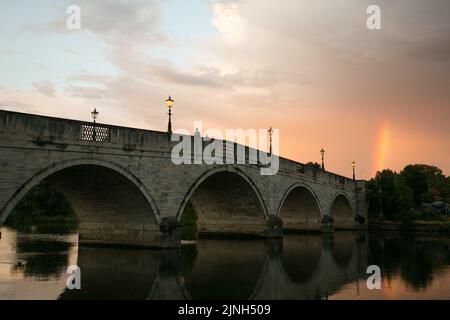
[1,226,450,300]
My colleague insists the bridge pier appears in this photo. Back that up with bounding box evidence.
[264,216,284,238]
[77,218,181,249]
[194,216,283,239]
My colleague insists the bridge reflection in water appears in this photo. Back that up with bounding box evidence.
[3,228,450,300]
[56,233,368,300]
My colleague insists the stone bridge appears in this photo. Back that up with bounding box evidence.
[0,110,367,248]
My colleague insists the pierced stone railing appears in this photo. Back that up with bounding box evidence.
[80,124,110,142]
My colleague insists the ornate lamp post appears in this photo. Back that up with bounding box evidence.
[165,96,174,136]
[91,108,99,141]
[320,148,325,170]
[91,108,99,124]
[268,127,273,156]
[352,160,356,180]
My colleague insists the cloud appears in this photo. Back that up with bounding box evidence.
[4,0,450,178]
[65,85,110,100]
[211,0,247,44]
[407,35,450,62]
[28,0,165,48]
[65,48,80,56]
[33,80,56,96]
[0,100,35,111]
[1,50,20,55]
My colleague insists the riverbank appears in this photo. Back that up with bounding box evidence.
[3,214,78,234]
[369,219,450,233]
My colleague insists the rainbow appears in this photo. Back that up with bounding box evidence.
[372,121,390,176]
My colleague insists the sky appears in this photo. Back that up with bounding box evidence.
[0,0,449,179]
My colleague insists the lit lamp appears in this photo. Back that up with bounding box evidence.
[320,148,325,170]
[165,96,174,135]
[352,160,356,180]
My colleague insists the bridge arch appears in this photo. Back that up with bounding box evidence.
[0,158,161,247]
[328,193,354,230]
[277,183,322,232]
[177,166,269,237]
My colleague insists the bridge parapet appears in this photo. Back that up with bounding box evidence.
[0,111,363,187]
[277,157,359,193]
[0,110,171,151]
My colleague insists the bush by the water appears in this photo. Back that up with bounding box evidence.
[5,180,78,228]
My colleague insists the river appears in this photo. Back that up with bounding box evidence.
[1,226,450,300]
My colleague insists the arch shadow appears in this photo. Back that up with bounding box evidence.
[177,165,269,238]
[277,183,322,232]
[177,166,269,220]
[328,193,354,230]
[0,158,160,226]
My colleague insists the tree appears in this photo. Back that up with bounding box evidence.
[306,162,321,169]
[366,178,381,217]
[442,176,450,204]
[366,169,414,220]
[393,175,414,215]
[6,180,75,226]
[377,169,397,218]
[366,169,397,219]
[367,164,449,222]
[400,165,429,206]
